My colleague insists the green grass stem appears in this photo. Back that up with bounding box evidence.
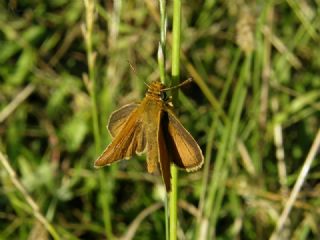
[83,0,113,239]
[170,0,181,239]
[157,1,169,239]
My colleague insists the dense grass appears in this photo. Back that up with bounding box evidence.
[1,1,320,239]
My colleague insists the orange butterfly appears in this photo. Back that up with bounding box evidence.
[95,80,204,191]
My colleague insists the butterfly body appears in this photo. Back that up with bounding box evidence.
[95,80,204,191]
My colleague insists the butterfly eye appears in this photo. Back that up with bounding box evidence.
[160,91,168,101]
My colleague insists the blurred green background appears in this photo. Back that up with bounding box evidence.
[0,0,319,239]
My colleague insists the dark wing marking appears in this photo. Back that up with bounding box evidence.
[158,111,171,192]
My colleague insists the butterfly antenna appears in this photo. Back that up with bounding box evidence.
[161,78,193,92]
[128,60,137,74]
[144,81,150,88]
[128,60,147,87]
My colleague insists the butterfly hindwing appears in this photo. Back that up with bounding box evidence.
[165,108,204,172]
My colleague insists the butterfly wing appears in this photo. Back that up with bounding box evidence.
[94,107,146,167]
[135,121,147,155]
[108,103,140,137]
[165,108,204,172]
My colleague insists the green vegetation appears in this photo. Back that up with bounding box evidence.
[0,1,319,239]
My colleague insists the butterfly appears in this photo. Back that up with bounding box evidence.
[94,80,204,191]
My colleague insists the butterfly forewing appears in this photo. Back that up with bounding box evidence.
[165,108,204,171]
[94,108,146,167]
[108,103,140,137]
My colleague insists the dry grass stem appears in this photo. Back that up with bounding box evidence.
[270,129,320,239]
[0,84,35,123]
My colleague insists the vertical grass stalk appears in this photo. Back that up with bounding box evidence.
[196,49,241,237]
[158,0,167,85]
[83,0,113,238]
[170,0,181,239]
[199,52,252,239]
[158,0,169,239]
[83,0,100,153]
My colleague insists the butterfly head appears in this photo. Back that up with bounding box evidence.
[146,80,166,100]
[145,78,192,102]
